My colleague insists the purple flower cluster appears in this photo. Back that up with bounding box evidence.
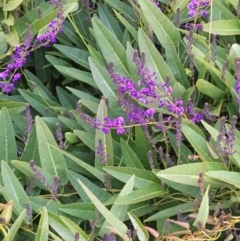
[0,0,64,93]
[185,99,203,123]
[0,24,32,93]
[187,0,210,17]
[77,51,210,136]
[36,0,64,46]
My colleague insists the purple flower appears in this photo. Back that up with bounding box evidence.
[0,82,14,93]
[187,0,209,17]
[144,108,155,118]
[12,73,21,82]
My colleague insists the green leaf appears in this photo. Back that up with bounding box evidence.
[99,175,135,236]
[138,0,188,86]
[168,131,192,164]
[1,161,31,221]
[205,171,240,189]
[11,160,54,191]
[196,79,225,99]
[181,123,217,162]
[0,32,7,55]
[120,138,144,169]
[116,183,165,205]
[35,116,68,184]
[73,130,95,150]
[145,202,194,222]
[203,20,240,35]
[78,179,128,239]
[104,166,159,188]
[99,4,124,40]
[53,65,97,88]
[34,48,51,85]
[113,9,137,40]
[67,87,99,103]
[71,1,92,43]
[48,231,63,241]
[135,126,157,169]
[24,70,57,102]
[156,163,227,189]
[58,203,95,220]
[138,28,176,86]
[128,213,149,241]
[62,20,85,48]
[92,17,129,76]
[171,0,189,11]
[3,0,24,11]
[0,100,25,115]
[65,132,79,143]
[104,0,136,23]
[51,146,105,182]
[193,185,210,228]
[95,99,114,169]
[56,86,77,108]
[0,107,17,162]
[66,169,112,203]
[5,27,19,46]
[54,44,90,69]
[19,89,58,117]
[35,207,49,241]
[20,125,41,165]
[60,216,88,241]
[48,211,75,240]
[89,57,122,113]
[126,42,139,82]
[212,0,236,20]
[7,209,26,241]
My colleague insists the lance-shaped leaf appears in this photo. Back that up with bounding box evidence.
[35,207,49,241]
[48,211,76,240]
[35,116,67,184]
[128,213,149,241]
[156,162,228,189]
[138,0,188,87]
[0,107,17,162]
[58,203,95,220]
[92,17,129,76]
[203,19,240,35]
[120,138,144,169]
[138,29,176,86]
[181,123,216,162]
[193,185,210,228]
[116,183,165,205]
[104,166,159,188]
[1,161,31,222]
[7,209,26,241]
[50,146,105,182]
[99,175,135,236]
[66,169,112,203]
[60,216,88,241]
[89,57,122,114]
[78,179,128,240]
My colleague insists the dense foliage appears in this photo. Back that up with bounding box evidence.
[1,0,240,240]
